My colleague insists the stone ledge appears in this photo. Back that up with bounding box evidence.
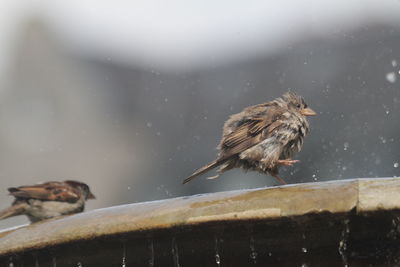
[0,177,399,256]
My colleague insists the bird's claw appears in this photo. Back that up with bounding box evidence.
[277,159,300,166]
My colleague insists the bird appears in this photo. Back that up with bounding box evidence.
[183,92,316,185]
[0,180,95,223]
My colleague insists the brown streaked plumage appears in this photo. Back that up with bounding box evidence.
[0,180,95,223]
[183,92,316,184]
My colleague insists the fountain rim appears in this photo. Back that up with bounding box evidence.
[0,177,399,256]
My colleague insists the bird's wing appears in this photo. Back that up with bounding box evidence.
[220,106,284,159]
[8,182,81,203]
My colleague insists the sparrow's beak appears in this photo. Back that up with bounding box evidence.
[88,192,96,199]
[301,107,317,116]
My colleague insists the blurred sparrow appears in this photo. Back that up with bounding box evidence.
[183,92,316,184]
[0,180,95,223]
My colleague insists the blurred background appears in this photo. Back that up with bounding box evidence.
[0,0,400,228]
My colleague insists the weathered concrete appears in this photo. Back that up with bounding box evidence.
[1,178,400,266]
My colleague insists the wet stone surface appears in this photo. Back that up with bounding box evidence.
[3,211,400,266]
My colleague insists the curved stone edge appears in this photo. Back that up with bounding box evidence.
[356,178,400,212]
[0,178,398,256]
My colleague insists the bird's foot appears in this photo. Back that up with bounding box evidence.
[277,159,299,166]
[206,174,220,180]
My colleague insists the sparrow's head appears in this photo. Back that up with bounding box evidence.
[281,92,316,117]
[64,180,96,200]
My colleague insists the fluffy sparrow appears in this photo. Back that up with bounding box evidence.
[183,92,316,184]
[0,180,95,223]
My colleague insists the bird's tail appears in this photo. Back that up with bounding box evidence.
[183,159,225,184]
[0,203,27,220]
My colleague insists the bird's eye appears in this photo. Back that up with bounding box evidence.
[296,104,301,108]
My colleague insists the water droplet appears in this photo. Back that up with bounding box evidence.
[343,142,349,151]
[53,257,57,267]
[388,216,400,240]
[386,72,397,83]
[392,60,398,67]
[250,251,258,260]
[164,98,168,102]
[171,237,180,267]
[148,239,155,267]
[215,236,221,266]
[302,247,308,253]
[302,264,308,267]
[338,219,350,267]
[77,262,83,267]
[122,242,127,267]
[215,254,221,265]
[379,136,387,144]
[249,235,257,263]
[394,163,399,168]
[127,186,131,190]
[146,122,153,128]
